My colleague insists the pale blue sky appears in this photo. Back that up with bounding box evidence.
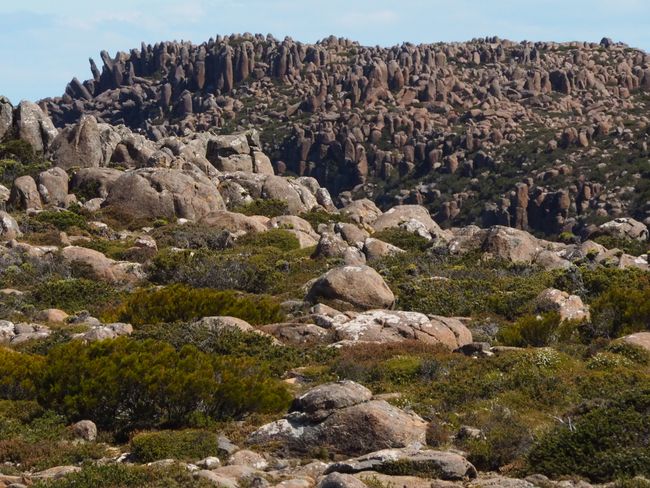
[1,0,649,103]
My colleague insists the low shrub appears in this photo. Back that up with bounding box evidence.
[237,228,301,252]
[130,429,219,463]
[38,338,291,432]
[372,228,430,252]
[234,198,288,218]
[117,284,284,326]
[34,210,88,231]
[0,348,44,401]
[498,312,565,347]
[587,284,650,339]
[151,223,233,251]
[31,278,120,315]
[527,390,650,482]
[298,209,353,230]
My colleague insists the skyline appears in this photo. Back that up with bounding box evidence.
[2,0,650,103]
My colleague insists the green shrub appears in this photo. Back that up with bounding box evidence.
[593,235,649,257]
[298,209,353,230]
[0,438,107,471]
[0,348,44,400]
[130,429,219,462]
[527,390,650,482]
[588,285,650,339]
[117,284,284,326]
[34,210,88,231]
[151,223,233,250]
[498,312,564,347]
[234,198,288,218]
[237,228,301,252]
[31,278,120,315]
[38,338,290,432]
[34,463,215,488]
[372,228,430,252]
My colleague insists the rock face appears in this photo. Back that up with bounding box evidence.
[248,381,427,456]
[51,115,103,169]
[306,266,395,310]
[15,101,58,152]
[103,168,225,221]
[597,218,649,242]
[329,310,472,349]
[0,96,12,140]
[325,446,477,481]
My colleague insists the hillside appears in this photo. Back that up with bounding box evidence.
[0,34,648,488]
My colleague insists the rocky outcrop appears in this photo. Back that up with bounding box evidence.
[535,288,590,322]
[103,168,225,221]
[50,115,103,169]
[248,381,427,456]
[60,246,143,283]
[328,310,472,349]
[15,101,58,152]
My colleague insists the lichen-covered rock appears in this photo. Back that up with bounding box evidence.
[535,288,590,322]
[51,115,103,169]
[325,446,477,481]
[9,175,42,210]
[15,101,58,152]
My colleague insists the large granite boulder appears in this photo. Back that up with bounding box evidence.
[103,168,225,221]
[306,265,395,310]
[248,381,427,456]
[330,310,472,349]
[51,115,103,169]
[15,101,58,152]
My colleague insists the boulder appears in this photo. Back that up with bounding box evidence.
[535,288,590,322]
[61,246,143,283]
[215,154,254,172]
[9,175,42,210]
[15,101,58,152]
[325,446,477,481]
[317,473,368,488]
[0,96,12,140]
[192,316,256,334]
[620,332,650,352]
[598,218,649,242]
[306,266,395,310]
[227,450,268,469]
[260,323,330,345]
[200,210,268,234]
[37,167,69,206]
[70,167,123,199]
[71,420,97,442]
[371,205,448,240]
[0,211,22,240]
[249,381,427,456]
[50,115,103,169]
[362,238,404,260]
[482,226,544,264]
[341,199,382,225]
[253,151,275,175]
[331,311,472,349]
[35,309,69,323]
[103,168,225,221]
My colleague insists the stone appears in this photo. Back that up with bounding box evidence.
[341,199,382,225]
[0,96,12,140]
[253,151,275,175]
[103,168,225,221]
[196,457,222,469]
[51,115,103,169]
[227,450,268,470]
[371,205,448,240]
[598,218,649,242]
[306,265,395,310]
[61,246,143,283]
[249,381,427,456]
[362,238,404,260]
[35,309,69,323]
[70,167,123,198]
[317,473,368,488]
[71,420,97,441]
[192,316,256,334]
[0,211,22,240]
[620,332,650,352]
[201,210,268,234]
[9,175,42,211]
[535,288,590,322]
[330,311,472,349]
[325,447,477,481]
[15,101,58,152]
[32,466,82,480]
[37,167,69,207]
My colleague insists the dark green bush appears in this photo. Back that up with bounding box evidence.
[34,463,214,488]
[498,312,565,347]
[588,285,650,339]
[30,278,120,315]
[130,429,219,462]
[237,228,300,252]
[298,209,353,230]
[234,198,288,218]
[117,284,284,326]
[372,228,430,252]
[151,223,233,250]
[38,338,291,432]
[34,210,88,231]
[0,348,44,400]
[593,235,649,257]
[527,390,650,482]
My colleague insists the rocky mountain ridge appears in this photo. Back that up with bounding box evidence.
[32,33,650,236]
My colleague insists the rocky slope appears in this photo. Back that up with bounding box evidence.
[34,34,650,235]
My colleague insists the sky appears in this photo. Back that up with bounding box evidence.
[1,0,650,104]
